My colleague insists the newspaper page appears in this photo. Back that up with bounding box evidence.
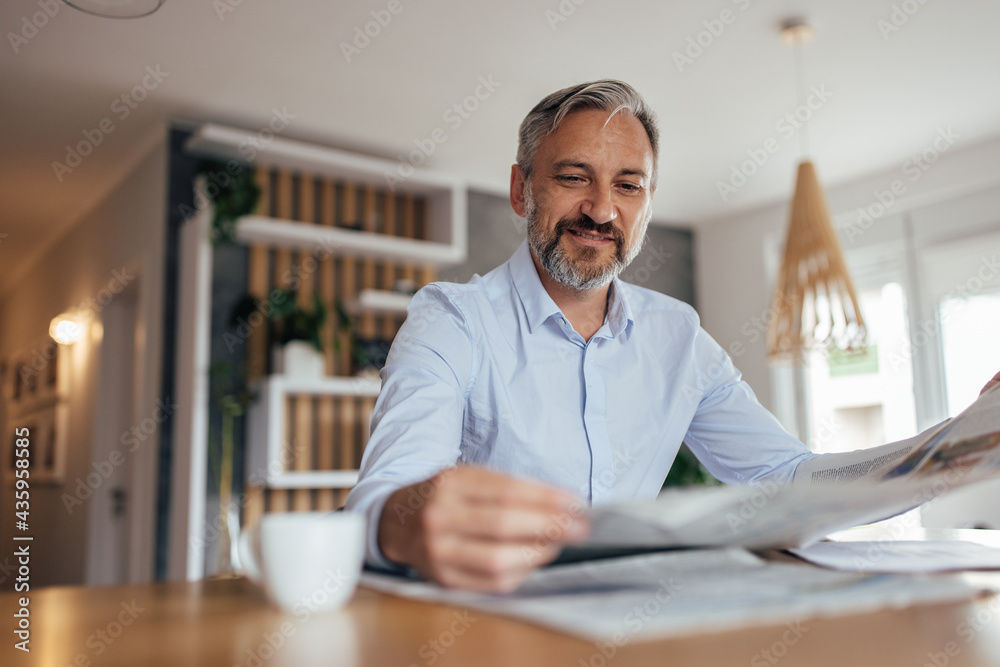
[583,385,1000,552]
[796,384,1000,486]
[361,548,980,642]
[789,540,1000,573]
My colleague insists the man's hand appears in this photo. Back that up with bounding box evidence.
[377,467,589,593]
[982,371,1000,396]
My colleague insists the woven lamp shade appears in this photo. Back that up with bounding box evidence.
[767,161,866,362]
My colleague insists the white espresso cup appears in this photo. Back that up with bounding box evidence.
[239,511,365,613]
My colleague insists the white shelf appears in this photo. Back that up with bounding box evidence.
[267,470,360,490]
[246,375,381,489]
[257,374,381,397]
[185,123,467,265]
[348,289,413,315]
[235,215,464,265]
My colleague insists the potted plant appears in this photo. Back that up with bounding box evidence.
[232,288,328,377]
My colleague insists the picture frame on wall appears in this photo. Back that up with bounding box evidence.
[7,402,68,484]
[3,339,70,486]
[4,340,65,416]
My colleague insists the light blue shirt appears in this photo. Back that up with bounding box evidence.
[345,240,817,568]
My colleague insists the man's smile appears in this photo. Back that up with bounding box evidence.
[566,227,614,244]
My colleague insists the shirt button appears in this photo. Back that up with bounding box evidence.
[561,318,568,326]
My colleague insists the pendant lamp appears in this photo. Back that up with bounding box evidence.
[767,20,866,362]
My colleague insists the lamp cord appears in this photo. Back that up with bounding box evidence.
[793,37,810,158]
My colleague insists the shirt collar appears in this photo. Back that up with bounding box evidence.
[509,239,636,337]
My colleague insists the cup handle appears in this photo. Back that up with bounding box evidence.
[238,523,262,584]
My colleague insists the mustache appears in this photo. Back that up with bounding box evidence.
[555,217,624,243]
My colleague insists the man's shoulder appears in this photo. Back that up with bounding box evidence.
[616,280,700,325]
[417,261,514,307]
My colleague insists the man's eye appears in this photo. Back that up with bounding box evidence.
[619,183,642,193]
[557,175,585,183]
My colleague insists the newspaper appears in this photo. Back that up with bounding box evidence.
[583,385,1000,553]
[789,540,1000,573]
[361,548,981,642]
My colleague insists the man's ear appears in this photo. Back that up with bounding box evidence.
[510,164,527,217]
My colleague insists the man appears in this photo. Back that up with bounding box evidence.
[346,80,906,592]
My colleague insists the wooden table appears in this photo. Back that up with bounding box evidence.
[5,534,1000,666]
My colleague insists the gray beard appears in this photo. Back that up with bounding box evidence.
[523,182,647,290]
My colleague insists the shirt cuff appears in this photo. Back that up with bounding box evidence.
[345,481,410,573]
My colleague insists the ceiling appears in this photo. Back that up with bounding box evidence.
[2,0,999,293]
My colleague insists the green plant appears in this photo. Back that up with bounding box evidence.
[331,299,391,374]
[231,288,327,352]
[196,159,261,244]
[207,361,255,575]
[662,444,720,488]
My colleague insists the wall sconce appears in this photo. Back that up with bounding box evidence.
[49,312,88,345]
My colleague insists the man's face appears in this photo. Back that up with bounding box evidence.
[512,108,656,290]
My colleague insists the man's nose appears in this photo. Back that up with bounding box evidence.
[580,184,617,225]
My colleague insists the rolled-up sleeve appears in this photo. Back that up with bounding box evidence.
[344,284,474,569]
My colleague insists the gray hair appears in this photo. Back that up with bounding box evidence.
[516,79,659,183]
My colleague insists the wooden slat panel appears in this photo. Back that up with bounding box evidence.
[292,395,313,511]
[242,171,437,511]
[292,175,315,512]
[380,191,398,341]
[299,174,315,224]
[315,489,336,512]
[247,166,273,382]
[419,265,437,288]
[267,489,289,513]
[359,396,375,462]
[272,168,294,381]
[316,176,338,507]
[358,178,378,463]
[414,198,427,241]
[339,184,358,375]
[339,396,356,470]
[400,194,416,284]
[243,484,265,530]
[320,179,335,228]
[360,185,378,341]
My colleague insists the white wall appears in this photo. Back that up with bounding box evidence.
[0,135,166,588]
[696,133,1000,418]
